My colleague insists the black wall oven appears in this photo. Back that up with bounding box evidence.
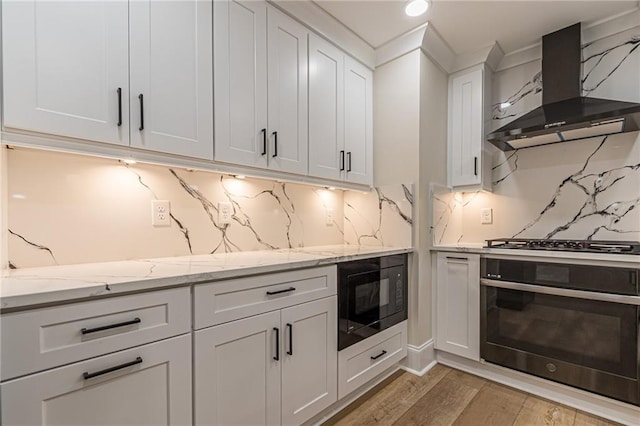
[481,257,640,406]
[338,254,408,350]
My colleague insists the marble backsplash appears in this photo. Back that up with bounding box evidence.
[432,132,640,245]
[433,21,640,246]
[4,147,413,268]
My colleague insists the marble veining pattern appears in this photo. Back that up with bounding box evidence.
[5,148,345,268]
[513,136,640,240]
[344,184,413,247]
[493,29,640,122]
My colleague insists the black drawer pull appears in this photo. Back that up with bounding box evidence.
[286,323,293,356]
[346,152,352,172]
[446,256,468,261]
[272,131,278,157]
[116,88,122,126]
[261,128,267,155]
[83,357,142,380]
[474,156,478,176]
[138,94,144,131]
[266,287,296,296]
[371,350,387,360]
[273,327,280,361]
[81,317,141,335]
[339,150,345,171]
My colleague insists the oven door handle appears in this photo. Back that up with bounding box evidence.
[480,278,640,306]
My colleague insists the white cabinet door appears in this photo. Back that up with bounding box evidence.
[267,7,309,175]
[344,57,373,186]
[449,67,484,188]
[435,253,480,361]
[214,0,269,168]
[2,1,129,145]
[281,297,337,425]
[129,0,213,159]
[195,311,281,426]
[1,334,192,426]
[308,35,345,181]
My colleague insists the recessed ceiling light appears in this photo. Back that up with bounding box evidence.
[500,102,512,109]
[405,0,430,17]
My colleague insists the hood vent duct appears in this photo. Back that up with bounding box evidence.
[487,23,640,151]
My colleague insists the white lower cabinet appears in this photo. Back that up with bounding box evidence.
[338,321,407,399]
[195,296,337,426]
[1,334,192,426]
[435,252,480,361]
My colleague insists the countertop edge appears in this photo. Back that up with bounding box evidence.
[1,246,413,311]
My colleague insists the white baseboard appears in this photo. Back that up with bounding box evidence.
[401,339,436,376]
[436,350,640,426]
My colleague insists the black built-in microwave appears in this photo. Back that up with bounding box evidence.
[338,254,408,350]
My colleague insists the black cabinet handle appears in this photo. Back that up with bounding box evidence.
[446,256,468,261]
[370,350,387,360]
[116,88,122,127]
[347,152,352,172]
[266,287,296,296]
[81,317,141,335]
[272,131,278,157]
[273,327,280,361]
[261,128,267,156]
[474,156,478,176]
[340,150,345,171]
[83,357,142,380]
[138,94,144,131]
[286,323,293,356]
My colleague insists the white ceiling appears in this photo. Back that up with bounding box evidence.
[313,0,639,54]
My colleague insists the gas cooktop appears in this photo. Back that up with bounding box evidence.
[485,238,640,255]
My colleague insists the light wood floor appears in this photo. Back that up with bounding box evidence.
[324,365,623,426]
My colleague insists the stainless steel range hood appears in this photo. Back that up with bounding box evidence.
[487,23,640,151]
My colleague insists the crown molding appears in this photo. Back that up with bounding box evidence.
[269,0,375,69]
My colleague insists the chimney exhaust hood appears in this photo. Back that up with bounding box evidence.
[487,23,640,151]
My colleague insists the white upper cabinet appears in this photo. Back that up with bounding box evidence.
[448,65,492,191]
[214,0,269,168]
[214,1,309,175]
[308,35,345,181]
[308,35,373,186]
[2,1,130,145]
[2,0,213,160]
[343,57,373,185]
[129,0,213,159]
[267,7,309,175]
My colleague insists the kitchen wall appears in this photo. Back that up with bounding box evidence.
[4,147,413,269]
[433,23,640,246]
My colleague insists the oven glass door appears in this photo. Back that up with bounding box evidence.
[483,286,638,379]
[347,265,405,334]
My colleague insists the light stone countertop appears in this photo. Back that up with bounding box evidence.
[431,244,640,266]
[0,245,412,311]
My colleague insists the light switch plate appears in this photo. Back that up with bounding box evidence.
[326,208,334,226]
[480,208,493,224]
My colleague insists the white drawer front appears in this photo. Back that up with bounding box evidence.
[1,287,190,381]
[194,266,337,329]
[1,334,192,426]
[338,321,407,399]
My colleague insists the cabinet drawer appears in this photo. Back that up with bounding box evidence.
[194,265,336,329]
[1,287,190,381]
[338,321,407,399]
[1,334,191,426]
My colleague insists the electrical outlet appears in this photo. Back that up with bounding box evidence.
[218,201,233,225]
[326,208,334,226]
[480,208,493,224]
[152,200,171,226]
